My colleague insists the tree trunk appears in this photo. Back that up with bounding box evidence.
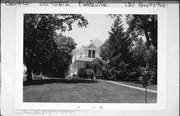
[151,29,157,49]
[26,64,32,81]
[144,29,150,49]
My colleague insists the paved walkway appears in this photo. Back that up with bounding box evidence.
[99,80,157,93]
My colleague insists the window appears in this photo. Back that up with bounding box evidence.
[88,50,91,58]
[88,50,95,58]
[92,50,95,58]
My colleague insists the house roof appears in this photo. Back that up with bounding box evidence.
[72,38,104,53]
[87,38,103,48]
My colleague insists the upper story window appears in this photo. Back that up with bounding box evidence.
[88,50,95,58]
[92,50,95,58]
[88,50,91,58]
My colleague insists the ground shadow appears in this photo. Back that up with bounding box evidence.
[23,78,98,86]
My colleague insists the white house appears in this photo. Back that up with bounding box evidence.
[70,39,103,75]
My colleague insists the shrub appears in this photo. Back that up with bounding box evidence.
[66,75,73,79]
[117,61,128,81]
[109,74,117,80]
[101,68,111,80]
[86,69,94,79]
[127,71,140,81]
[138,66,155,87]
[77,68,87,78]
[138,65,156,103]
[95,75,102,79]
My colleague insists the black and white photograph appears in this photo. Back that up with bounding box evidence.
[23,14,157,103]
[1,1,179,116]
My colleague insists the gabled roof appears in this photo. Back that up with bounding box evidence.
[87,38,103,48]
[88,43,96,48]
[73,39,104,53]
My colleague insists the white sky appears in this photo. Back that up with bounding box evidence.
[62,14,127,48]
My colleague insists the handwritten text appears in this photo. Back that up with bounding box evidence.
[125,2,167,7]
[78,0,108,7]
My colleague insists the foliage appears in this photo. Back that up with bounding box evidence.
[125,14,157,83]
[53,33,77,77]
[24,14,88,81]
[85,63,92,69]
[138,66,155,87]
[101,67,111,80]
[126,15,157,49]
[138,65,156,103]
[86,69,95,79]
[133,38,157,83]
[132,38,147,67]
[99,14,158,102]
[77,68,95,79]
[77,68,87,78]
[99,14,157,84]
[100,15,132,81]
[92,57,105,73]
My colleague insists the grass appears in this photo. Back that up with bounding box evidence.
[23,78,157,103]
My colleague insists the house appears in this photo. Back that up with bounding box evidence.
[70,38,103,76]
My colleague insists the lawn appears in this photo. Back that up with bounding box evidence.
[23,79,157,103]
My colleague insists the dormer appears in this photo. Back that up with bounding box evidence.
[88,43,96,48]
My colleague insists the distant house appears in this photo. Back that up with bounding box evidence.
[70,39,103,76]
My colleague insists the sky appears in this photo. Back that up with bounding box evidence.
[61,14,127,48]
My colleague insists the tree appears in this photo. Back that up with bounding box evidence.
[126,15,157,49]
[53,33,77,77]
[100,16,132,80]
[92,57,105,73]
[133,38,147,68]
[138,65,155,103]
[24,14,88,81]
[126,15,157,84]
[131,35,157,84]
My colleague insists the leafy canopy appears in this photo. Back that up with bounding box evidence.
[24,14,88,80]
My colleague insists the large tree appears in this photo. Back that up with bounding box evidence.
[126,15,157,49]
[100,16,132,80]
[53,33,77,77]
[24,14,88,81]
[126,15,157,84]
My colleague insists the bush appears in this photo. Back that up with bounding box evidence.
[101,68,111,80]
[109,74,117,80]
[86,69,94,79]
[138,66,155,87]
[127,71,140,81]
[95,75,102,79]
[77,68,87,78]
[117,61,128,81]
[66,75,73,79]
